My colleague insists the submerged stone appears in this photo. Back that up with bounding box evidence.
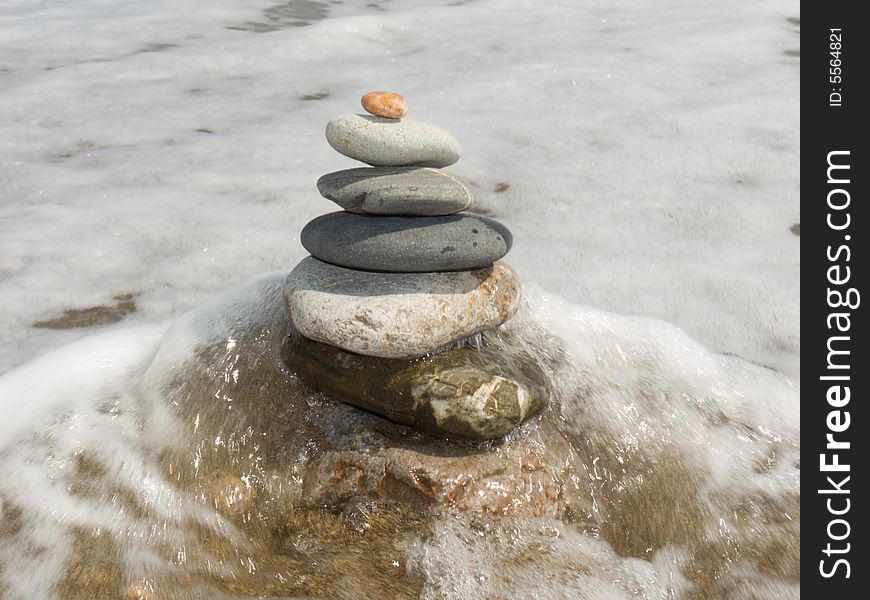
[283,332,550,440]
[32,293,137,329]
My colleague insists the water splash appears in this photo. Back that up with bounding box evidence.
[0,274,799,598]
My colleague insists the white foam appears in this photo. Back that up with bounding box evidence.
[527,283,798,499]
[409,515,691,600]
[0,0,799,378]
[0,0,799,596]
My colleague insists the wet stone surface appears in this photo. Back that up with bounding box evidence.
[283,331,550,440]
[32,293,137,329]
[226,0,329,32]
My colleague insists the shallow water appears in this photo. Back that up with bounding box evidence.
[0,0,798,597]
[0,275,798,598]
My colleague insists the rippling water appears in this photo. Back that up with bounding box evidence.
[1,0,798,597]
[0,275,799,598]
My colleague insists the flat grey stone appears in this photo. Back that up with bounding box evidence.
[317,167,473,216]
[325,113,461,167]
[300,212,512,272]
[283,257,521,358]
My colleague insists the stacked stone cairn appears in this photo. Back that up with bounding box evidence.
[282,92,549,440]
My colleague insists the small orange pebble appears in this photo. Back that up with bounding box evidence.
[361,91,408,119]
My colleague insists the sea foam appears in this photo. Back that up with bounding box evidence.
[0,274,798,598]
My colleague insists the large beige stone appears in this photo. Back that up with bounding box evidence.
[283,257,521,358]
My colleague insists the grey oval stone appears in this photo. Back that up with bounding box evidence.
[283,332,550,440]
[317,167,474,216]
[283,257,521,358]
[325,113,461,167]
[300,212,512,272]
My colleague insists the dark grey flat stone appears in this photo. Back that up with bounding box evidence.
[317,167,473,216]
[300,212,513,272]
